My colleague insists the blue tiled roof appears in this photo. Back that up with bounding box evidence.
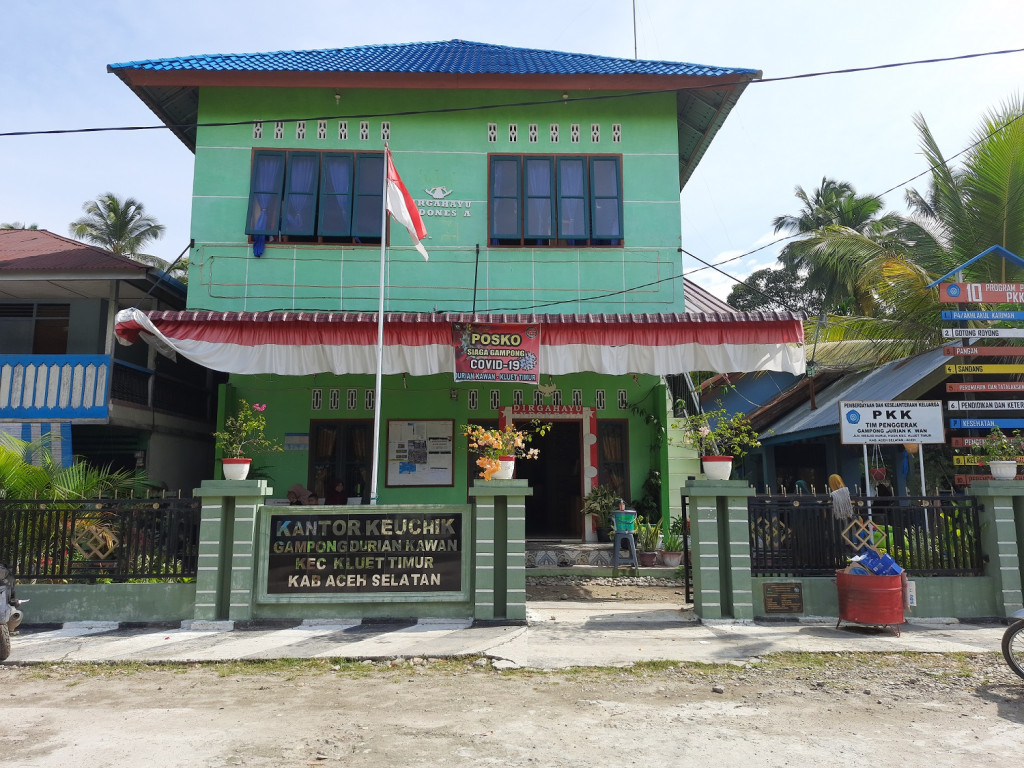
[109,39,757,78]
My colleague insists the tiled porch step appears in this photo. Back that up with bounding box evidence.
[526,542,616,567]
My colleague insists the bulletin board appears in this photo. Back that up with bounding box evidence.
[385,419,455,487]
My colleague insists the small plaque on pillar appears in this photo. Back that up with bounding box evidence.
[763,582,803,614]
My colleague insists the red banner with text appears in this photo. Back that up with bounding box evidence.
[452,323,541,384]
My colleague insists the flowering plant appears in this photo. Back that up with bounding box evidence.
[676,407,761,459]
[978,427,1024,462]
[213,399,284,458]
[462,420,552,480]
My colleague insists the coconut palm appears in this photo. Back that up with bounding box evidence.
[772,177,897,316]
[788,96,1024,366]
[0,222,39,230]
[69,192,165,262]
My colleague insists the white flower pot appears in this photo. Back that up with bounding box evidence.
[702,456,733,481]
[493,457,515,480]
[989,460,1018,480]
[222,458,252,480]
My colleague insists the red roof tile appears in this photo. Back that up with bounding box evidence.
[0,229,148,273]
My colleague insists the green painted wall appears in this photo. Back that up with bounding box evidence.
[219,372,666,508]
[18,583,196,624]
[187,87,684,315]
[752,576,999,620]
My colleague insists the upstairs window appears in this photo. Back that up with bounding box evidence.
[245,150,384,244]
[488,154,623,247]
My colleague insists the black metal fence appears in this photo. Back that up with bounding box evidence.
[0,496,201,582]
[748,494,983,577]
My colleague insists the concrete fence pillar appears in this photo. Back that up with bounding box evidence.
[682,479,756,620]
[969,479,1024,617]
[192,479,271,622]
[468,479,533,621]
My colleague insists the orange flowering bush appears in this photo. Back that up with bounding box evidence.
[462,420,552,480]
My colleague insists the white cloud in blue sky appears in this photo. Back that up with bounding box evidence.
[2,0,1022,302]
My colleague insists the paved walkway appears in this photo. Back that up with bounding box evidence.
[5,602,1009,669]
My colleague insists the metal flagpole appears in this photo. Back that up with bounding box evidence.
[369,145,389,505]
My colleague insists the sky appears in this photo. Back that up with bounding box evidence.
[2,0,1023,300]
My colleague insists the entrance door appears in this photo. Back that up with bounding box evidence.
[517,421,582,539]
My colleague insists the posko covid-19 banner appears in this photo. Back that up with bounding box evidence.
[452,322,541,384]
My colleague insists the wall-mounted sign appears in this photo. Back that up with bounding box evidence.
[839,400,945,444]
[266,511,463,594]
[452,323,541,384]
[511,405,583,417]
[947,399,1024,410]
[939,283,1024,303]
[945,363,1024,374]
[943,346,1024,356]
[763,582,804,614]
[941,310,1024,320]
[414,186,474,219]
[949,418,1024,429]
[947,381,1024,392]
[941,328,1024,338]
[386,420,454,487]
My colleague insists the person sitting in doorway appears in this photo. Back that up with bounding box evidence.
[287,484,318,505]
[324,478,348,505]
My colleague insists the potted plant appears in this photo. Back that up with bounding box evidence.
[635,515,661,566]
[213,399,284,480]
[978,426,1023,480]
[461,420,551,481]
[658,515,685,568]
[676,406,761,480]
[582,484,619,542]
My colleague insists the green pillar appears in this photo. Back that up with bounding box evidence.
[682,479,756,620]
[468,479,533,621]
[192,479,271,622]
[969,479,1024,617]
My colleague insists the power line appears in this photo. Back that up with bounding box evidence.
[2,47,1022,139]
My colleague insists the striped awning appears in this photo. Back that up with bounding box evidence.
[115,308,806,376]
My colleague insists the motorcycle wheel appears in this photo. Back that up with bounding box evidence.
[1003,619,1024,681]
[0,624,9,662]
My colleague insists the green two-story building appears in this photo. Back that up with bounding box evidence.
[111,40,804,538]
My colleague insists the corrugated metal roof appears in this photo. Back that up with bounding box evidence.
[0,229,149,273]
[761,347,950,443]
[144,308,802,325]
[109,40,757,78]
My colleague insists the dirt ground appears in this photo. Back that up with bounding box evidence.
[2,652,1023,767]
[3,578,1022,766]
[525,576,688,603]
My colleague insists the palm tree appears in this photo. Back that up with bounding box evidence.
[779,96,1024,367]
[69,193,165,262]
[772,177,894,316]
[0,222,39,230]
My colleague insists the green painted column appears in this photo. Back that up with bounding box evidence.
[682,479,756,620]
[969,480,1024,617]
[468,479,533,621]
[192,479,272,622]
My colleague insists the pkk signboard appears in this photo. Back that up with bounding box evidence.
[839,401,945,444]
[452,322,540,384]
[267,512,463,594]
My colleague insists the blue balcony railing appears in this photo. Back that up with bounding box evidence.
[0,355,110,420]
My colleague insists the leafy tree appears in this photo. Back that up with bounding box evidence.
[69,192,165,262]
[0,222,39,229]
[726,261,821,314]
[780,96,1024,366]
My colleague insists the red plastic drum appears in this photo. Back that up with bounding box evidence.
[836,571,905,635]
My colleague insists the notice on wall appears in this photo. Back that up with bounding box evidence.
[839,400,945,444]
[386,420,454,487]
[266,512,463,594]
[452,322,541,384]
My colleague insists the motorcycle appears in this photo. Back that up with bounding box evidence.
[0,563,26,662]
[1003,608,1024,681]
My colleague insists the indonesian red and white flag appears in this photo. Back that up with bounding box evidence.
[385,147,428,260]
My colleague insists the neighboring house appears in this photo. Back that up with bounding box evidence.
[708,348,956,496]
[0,229,221,490]
[109,40,804,535]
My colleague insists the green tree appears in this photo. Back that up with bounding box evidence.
[0,222,39,230]
[0,433,144,499]
[69,192,165,263]
[783,96,1024,366]
[726,261,821,314]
